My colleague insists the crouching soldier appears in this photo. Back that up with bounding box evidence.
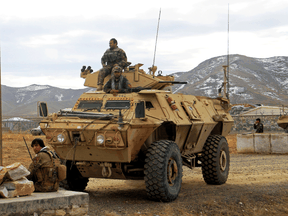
[27,138,64,192]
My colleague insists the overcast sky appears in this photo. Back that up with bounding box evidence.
[0,0,287,89]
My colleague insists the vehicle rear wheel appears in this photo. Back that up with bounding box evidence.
[201,135,230,185]
[144,140,183,202]
[65,161,89,191]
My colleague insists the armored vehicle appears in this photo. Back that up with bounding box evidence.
[38,63,234,202]
[277,106,288,132]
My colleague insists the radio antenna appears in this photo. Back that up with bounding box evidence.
[151,8,161,77]
[227,4,230,99]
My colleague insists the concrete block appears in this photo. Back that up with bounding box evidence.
[0,189,89,215]
[271,133,288,153]
[237,134,255,153]
[254,134,271,153]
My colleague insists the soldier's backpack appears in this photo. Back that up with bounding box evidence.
[42,150,67,181]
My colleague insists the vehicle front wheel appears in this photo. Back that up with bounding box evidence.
[65,161,89,191]
[144,140,183,202]
[201,135,230,185]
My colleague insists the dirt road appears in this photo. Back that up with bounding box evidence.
[2,133,288,215]
[86,154,288,216]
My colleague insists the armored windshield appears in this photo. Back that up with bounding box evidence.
[105,100,130,110]
[77,100,103,111]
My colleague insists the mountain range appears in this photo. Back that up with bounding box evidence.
[2,54,287,117]
[171,54,288,106]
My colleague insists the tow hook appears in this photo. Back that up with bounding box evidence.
[100,162,112,177]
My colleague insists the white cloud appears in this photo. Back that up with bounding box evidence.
[0,0,288,88]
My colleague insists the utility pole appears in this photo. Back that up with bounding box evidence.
[0,46,2,166]
[227,3,230,99]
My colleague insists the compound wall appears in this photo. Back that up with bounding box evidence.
[237,133,288,154]
[231,115,287,134]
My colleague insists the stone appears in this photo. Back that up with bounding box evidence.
[40,209,56,216]
[0,166,7,185]
[67,204,88,216]
[237,134,255,153]
[5,162,30,181]
[2,177,35,198]
[0,186,9,198]
[55,209,66,216]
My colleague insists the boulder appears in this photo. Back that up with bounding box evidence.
[0,166,7,184]
[5,162,30,181]
[0,185,9,198]
[2,177,35,198]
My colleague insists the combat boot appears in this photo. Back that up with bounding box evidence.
[97,85,103,91]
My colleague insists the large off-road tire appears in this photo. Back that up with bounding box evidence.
[201,135,230,185]
[65,161,89,191]
[144,140,183,202]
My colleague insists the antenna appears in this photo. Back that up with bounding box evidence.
[151,8,161,77]
[227,4,230,99]
[0,45,2,166]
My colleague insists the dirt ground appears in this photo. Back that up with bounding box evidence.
[1,133,288,216]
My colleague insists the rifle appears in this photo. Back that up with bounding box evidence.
[23,137,33,160]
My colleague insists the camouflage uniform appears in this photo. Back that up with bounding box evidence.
[27,147,59,192]
[104,67,132,93]
[98,47,128,85]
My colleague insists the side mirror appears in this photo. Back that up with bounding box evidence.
[135,101,145,118]
[37,101,48,117]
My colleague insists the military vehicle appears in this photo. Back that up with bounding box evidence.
[38,63,234,202]
[277,106,288,133]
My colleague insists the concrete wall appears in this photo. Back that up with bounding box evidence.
[237,133,288,154]
[0,190,89,216]
[231,115,286,134]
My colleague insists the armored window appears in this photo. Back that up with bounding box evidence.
[77,101,103,111]
[105,100,130,110]
[145,101,154,109]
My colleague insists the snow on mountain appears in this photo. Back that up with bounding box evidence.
[17,84,51,92]
[170,54,288,105]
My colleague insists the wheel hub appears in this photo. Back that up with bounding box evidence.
[219,150,227,172]
[167,157,178,186]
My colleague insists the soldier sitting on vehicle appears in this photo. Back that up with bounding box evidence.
[104,66,132,94]
[97,38,130,91]
[27,138,61,192]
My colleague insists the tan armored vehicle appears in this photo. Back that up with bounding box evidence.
[277,106,288,132]
[38,64,234,202]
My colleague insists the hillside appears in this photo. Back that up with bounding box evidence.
[2,54,287,117]
[2,85,92,117]
[171,54,288,105]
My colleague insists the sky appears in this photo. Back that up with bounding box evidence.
[0,0,287,89]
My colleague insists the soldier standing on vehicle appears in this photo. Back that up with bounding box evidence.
[27,138,60,192]
[104,66,132,94]
[97,38,129,91]
[254,118,264,133]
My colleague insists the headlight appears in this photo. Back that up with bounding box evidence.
[57,133,65,143]
[97,135,105,145]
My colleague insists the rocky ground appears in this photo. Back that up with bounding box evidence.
[2,133,288,216]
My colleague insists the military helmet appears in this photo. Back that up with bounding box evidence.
[112,66,122,73]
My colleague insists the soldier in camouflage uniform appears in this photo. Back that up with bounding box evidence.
[104,66,132,94]
[97,38,129,90]
[27,138,59,192]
